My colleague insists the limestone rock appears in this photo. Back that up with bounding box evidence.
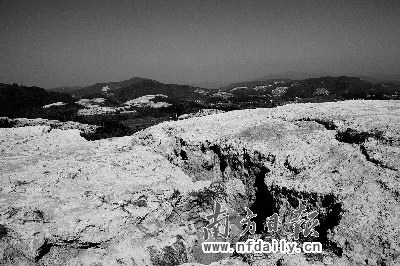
[133,100,400,265]
[1,100,399,265]
[0,117,98,135]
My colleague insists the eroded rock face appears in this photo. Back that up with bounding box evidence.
[0,117,98,134]
[0,126,210,265]
[178,109,225,120]
[1,100,399,265]
[132,100,400,265]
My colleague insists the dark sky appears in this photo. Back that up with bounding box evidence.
[1,0,399,88]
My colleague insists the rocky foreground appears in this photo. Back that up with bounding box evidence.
[0,100,399,265]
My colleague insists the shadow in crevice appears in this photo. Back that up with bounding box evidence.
[250,167,276,233]
[317,194,344,256]
[335,128,384,144]
[209,144,228,174]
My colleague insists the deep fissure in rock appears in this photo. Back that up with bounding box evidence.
[180,149,188,160]
[0,224,7,238]
[250,167,276,233]
[270,187,344,256]
[335,128,384,144]
[173,139,345,258]
[209,144,228,174]
[296,118,337,130]
[318,196,344,256]
[360,145,397,171]
[35,241,53,262]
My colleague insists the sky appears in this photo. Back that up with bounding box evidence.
[1,0,399,88]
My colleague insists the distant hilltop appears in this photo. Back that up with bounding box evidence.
[217,76,400,100]
[1,75,399,139]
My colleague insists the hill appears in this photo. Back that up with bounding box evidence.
[111,79,210,102]
[72,77,155,98]
[0,83,75,118]
[2,76,399,140]
[0,80,213,139]
[71,77,211,103]
[218,79,290,92]
[217,76,400,101]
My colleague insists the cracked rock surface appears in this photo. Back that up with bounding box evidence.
[1,100,400,265]
[0,127,209,265]
[133,100,400,266]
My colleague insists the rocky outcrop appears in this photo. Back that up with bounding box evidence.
[178,109,225,120]
[1,100,399,265]
[0,117,98,135]
[0,126,209,265]
[132,100,400,265]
